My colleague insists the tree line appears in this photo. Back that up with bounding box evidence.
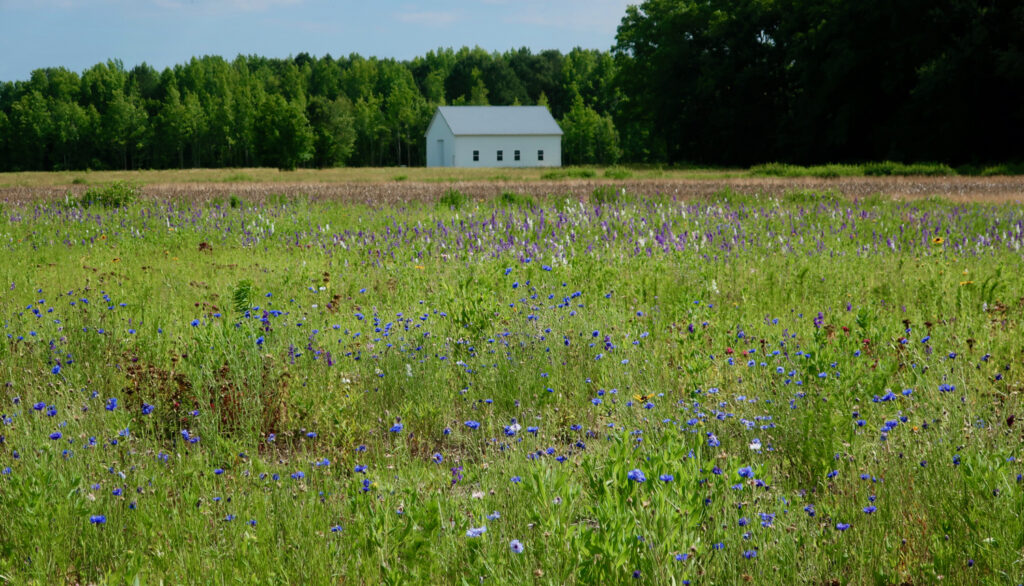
[0,0,1020,171]
[0,48,621,171]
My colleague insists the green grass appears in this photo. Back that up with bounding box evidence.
[0,191,1022,583]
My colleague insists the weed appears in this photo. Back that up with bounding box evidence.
[438,187,469,209]
[67,181,139,208]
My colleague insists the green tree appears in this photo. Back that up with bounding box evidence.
[307,95,356,167]
[8,90,52,169]
[560,93,621,165]
[255,95,314,170]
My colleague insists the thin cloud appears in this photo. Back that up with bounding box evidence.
[505,1,630,33]
[394,10,459,26]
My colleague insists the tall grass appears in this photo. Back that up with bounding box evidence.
[0,191,1022,583]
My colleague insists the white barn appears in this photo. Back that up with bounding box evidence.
[425,106,562,168]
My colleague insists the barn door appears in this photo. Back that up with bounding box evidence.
[436,140,445,167]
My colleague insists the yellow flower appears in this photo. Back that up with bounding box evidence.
[959,280,973,286]
[932,237,944,245]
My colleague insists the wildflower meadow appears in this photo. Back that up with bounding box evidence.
[1,187,1022,584]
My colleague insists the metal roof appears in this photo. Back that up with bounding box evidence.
[434,106,563,136]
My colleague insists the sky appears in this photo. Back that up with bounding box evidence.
[0,0,636,82]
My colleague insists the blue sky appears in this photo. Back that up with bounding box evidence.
[0,0,635,81]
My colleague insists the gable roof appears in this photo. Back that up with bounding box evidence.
[433,106,562,136]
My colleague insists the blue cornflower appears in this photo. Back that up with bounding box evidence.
[627,469,646,483]
[390,423,404,433]
[51,364,61,375]
[49,431,62,440]
[432,453,443,464]
[836,522,850,531]
[487,511,500,521]
[743,550,757,559]
[214,468,224,475]
[738,466,753,478]
[141,403,155,415]
[330,525,343,532]
[190,319,200,327]
[863,505,877,514]
[659,474,674,482]
[291,471,305,480]
[89,515,106,524]
[466,525,487,538]
[510,539,524,553]
[464,420,480,430]
[105,397,118,411]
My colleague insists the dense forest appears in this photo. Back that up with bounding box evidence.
[0,0,1021,171]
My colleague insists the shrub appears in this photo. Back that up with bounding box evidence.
[749,162,797,177]
[604,166,633,180]
[864,161,956,176]
[498,190,534,208]
[541,167,598,180]
[69,181,139,208]
[979,162,1024,176]
[438,188,469,210]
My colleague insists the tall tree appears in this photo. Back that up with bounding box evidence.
[255,95,314,170]
[307,95,356,167]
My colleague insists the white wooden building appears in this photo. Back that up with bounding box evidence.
[425,106,562,168]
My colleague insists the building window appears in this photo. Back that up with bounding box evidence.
[473,150,479,162]
[537,150,544,161]
[497,150,503,162]
[514,150,520,161]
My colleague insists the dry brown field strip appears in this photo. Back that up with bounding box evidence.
[1,175,1022,204]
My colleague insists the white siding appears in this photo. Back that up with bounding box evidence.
[451,135,561,168]
[425,116,457,167]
